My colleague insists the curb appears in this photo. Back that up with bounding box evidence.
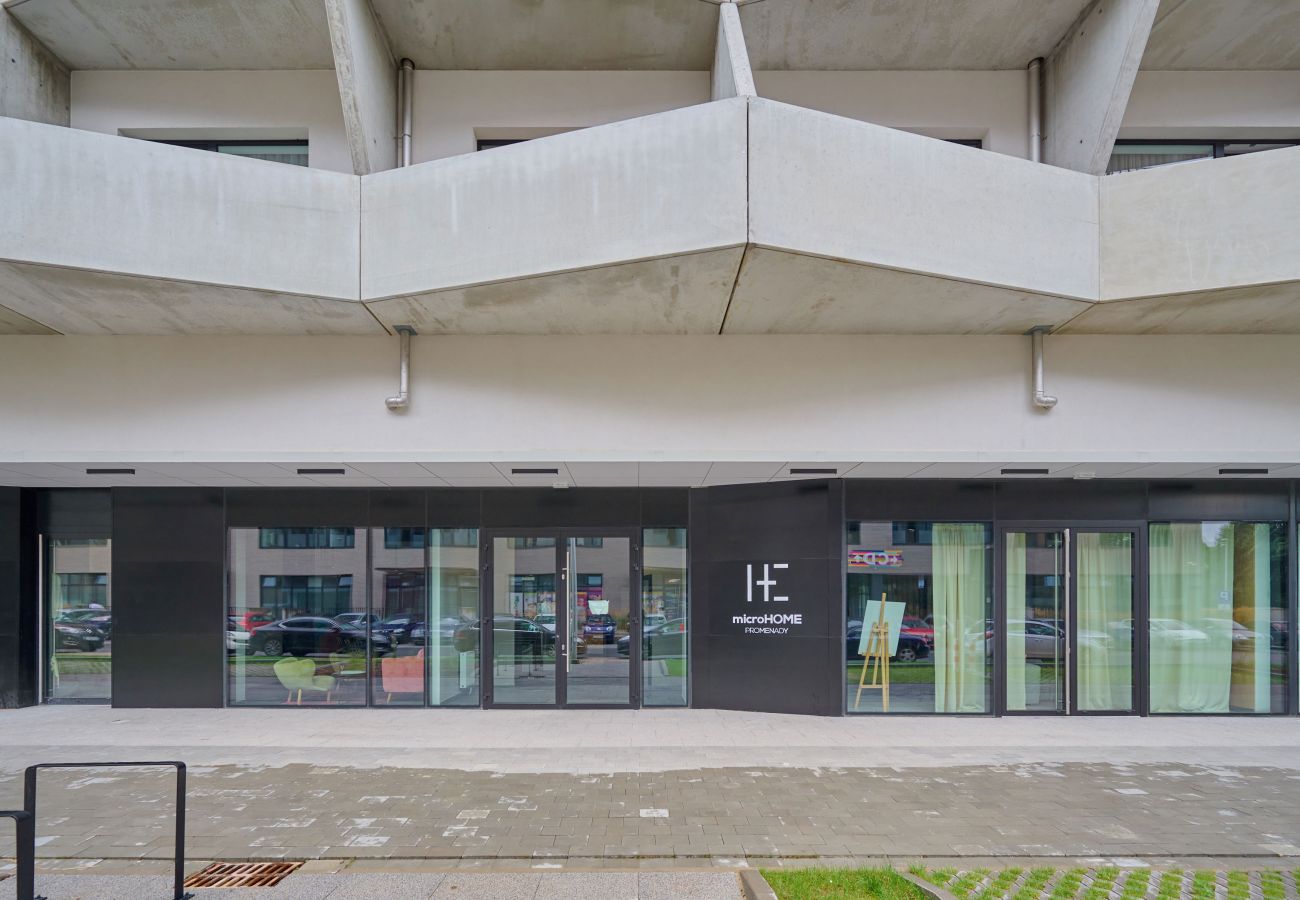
[902,870,962,900]
[740,868,780,900]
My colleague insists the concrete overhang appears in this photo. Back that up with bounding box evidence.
[12,0,1298,73]
[2,98,1298,335]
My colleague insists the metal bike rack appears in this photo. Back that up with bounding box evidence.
[23,761,191,900]
[0,809,35,900]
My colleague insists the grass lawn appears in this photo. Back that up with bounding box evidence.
[761,867,925,900]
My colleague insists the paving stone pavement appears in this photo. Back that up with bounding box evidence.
[0,870,745,900]
[1,762,1298,865]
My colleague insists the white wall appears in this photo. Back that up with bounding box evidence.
[1122,71,1300,138]
[70,70,353,173]
[2,335,1300,465]
[411,70,709,162]
[754,71,1030,158]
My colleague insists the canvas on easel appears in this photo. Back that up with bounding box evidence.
[854,594,905,711]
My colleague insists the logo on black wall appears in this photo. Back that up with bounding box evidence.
[733,563,803,635]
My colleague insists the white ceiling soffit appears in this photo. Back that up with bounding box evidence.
[1141,0,1300,70]
[2,461,1298,488]
[3,0,335,70]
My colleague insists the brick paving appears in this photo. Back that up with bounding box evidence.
[1,761,1298,864]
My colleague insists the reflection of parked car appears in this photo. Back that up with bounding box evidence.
[373,615,423,644]
[846,621,930,663]
[238,610,276,633]
[334,612,379,629]
[900,616,933,643]
[409,617,466,644]
[534,614,557,634]
[583,614,617,644]
[1147,618,1208,644]
[226,617,250,653]
[56,609,113,639]
[644,618,687,659]
[455,616,552,657]
[53,622,103,652]
[643,614,667,634]
[249,617,392,657]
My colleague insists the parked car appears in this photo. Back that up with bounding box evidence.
[582,614,618,644]
[225,616,250,654]
[238,609,277,634]
[248,617,392,657]
[846,620,931,663]
[454,616,555,659]
[373,614,423,644]
[56,608,113,638]
[409,617,466,644]
[534,614,557,634]
[53,621,104,652]
[643,614,667,634]
[333,612,379,629]
[645,618,687,659]
[900,615,933,643]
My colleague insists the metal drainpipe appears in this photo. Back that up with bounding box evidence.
[385,325,416,411]
[1030,326,1058,409]
[1028,57,1043,163]
[399,58,414,167]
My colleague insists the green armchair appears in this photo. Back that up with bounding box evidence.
[272,657,336,705]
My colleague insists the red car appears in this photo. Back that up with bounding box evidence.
[900,616,934,644]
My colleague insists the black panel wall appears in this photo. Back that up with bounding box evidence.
[0,488,37,707]
[112,488,225,707]
[690,480,845,716]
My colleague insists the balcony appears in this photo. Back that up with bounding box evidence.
[2,98,1296,335]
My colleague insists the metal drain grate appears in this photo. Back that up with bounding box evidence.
[184,861,303,888]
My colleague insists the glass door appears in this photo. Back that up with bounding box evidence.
[44,537,113,702]
[1003,528,1136,714]
[485,531,636,708]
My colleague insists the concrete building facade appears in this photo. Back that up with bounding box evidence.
[1,0,1298,717]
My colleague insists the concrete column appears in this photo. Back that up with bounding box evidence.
[0,9,69,126]
[1043,0,1159,174]
[711,1,756,101]
[324,0,397,174]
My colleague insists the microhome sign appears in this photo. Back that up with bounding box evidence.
[732,563,804,635]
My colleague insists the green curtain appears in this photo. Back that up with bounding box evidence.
[1004,533,1028,711]
[932,524,988,713]
[1149,523,1230,712]
[1075,532,1133,711]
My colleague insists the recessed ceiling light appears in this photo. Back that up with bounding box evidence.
[297,468,346,475]
[789,467,837,475]
[1001,468,1050,475]
[86,467,135,475]
[1218,467,1268,475]
[512,467,559,475]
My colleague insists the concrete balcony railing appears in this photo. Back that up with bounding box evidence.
[0,116,371,333]
[1,100,1297,335]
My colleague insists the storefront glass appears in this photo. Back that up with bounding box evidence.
[642,527,688,706]
[846,522,993,714]
[429,528,480,706]
[1148,521,1287,714]
[227,527,369,706]
[46,538,113,701]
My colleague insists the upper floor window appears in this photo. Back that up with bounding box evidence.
[154,139,308,167]
[259,528,355,550]
[1108,139,1298,175]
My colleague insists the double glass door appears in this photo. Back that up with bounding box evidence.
[1003,528,1137,714]
[486,531,636,708]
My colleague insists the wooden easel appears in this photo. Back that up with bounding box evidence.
[854,593,891,711]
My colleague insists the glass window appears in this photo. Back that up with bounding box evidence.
[46,538,112,701]
[151,139,309,166]
[258,528,355,550]
[371,527,426,706]
[228,527,367,706]
[846,522,992,714]
[1107,140,1299,175]
[1148,522,1287,714]
[429,528,480,706]
[642,528,688,707]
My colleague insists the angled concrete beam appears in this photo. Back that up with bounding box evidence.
[1043,0,1159,174]
[324,0,397,174]
[0,8,69,126]
[711,1,756,101]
